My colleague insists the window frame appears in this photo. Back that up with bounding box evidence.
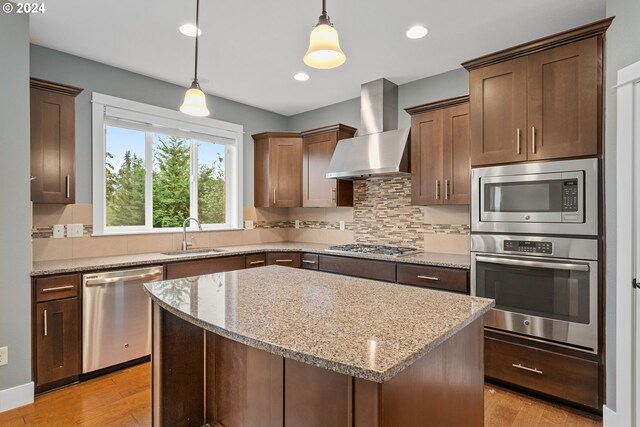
[91,92,244,236]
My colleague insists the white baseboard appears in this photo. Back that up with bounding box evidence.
[603,405,619,427]
[0,382,34,412]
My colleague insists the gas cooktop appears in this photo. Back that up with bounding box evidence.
[325,244,421,257]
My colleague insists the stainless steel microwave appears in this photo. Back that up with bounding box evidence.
[471,158,599,236]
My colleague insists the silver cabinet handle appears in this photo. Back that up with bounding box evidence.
[273,188,276,205]
[445,180,450,200]
[275,259,293,263]
[435,180,440,200]
[475,255,589,272]
[302,260,317,264]
[417,275,440,281]
[332,187,336,202]
[42,285,75,293]
[44,309,48,337]
[249,260,265,265]
[516,128,521,154]
[65,175,70,198]
[531,127,536,153]
[512,363,543,375]
[30,176,37,181]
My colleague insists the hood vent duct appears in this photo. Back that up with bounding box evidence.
[326,78,411,179]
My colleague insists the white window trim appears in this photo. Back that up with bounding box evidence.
[91,92,243,236]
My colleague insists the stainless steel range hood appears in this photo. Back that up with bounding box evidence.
[326,78,410,179]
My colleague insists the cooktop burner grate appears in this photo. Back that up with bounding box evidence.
[325,244,421,257]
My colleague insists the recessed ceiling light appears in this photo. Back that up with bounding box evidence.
[179,24,202,37]
[406,25,429,39]
[294,72,310,82]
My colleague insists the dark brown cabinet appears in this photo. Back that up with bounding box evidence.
[463,19,611,167]
[301,124,357,207]
[301,253,319,270]
[406,96,471,205]
[266,252,302,268]
[166,256,246,279]
[253,132,303,208]
[396,264,469,293]
[245,253,267,269]
[319,255,396,282]
[485,332,599,409]
[30,78,82,204]
[33,274,81,393]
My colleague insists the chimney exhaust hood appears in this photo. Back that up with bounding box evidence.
[326,78,410,179]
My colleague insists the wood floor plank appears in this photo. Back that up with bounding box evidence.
[0,363,603,427]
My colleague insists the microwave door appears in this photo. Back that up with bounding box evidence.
[480,173,564,223]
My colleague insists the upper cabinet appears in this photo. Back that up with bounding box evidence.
[30,78,82,204]
[301,124,357,207]
[253,132,303,208]
[406,96,470,206]
[463,18,612,167]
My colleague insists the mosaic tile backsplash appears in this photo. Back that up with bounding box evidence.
[353,177,469,247]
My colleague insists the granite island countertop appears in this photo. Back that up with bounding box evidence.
[32,242,471,276]
[144,265,493,383]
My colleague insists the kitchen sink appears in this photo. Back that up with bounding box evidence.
[161,248,226,256]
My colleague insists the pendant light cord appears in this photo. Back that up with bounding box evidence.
[193,0,200,83]
[322,0,326,15]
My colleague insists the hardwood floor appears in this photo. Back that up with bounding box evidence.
[0,363,602,426]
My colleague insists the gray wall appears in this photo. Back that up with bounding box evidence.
[30,45,289,206]
[604,0,640,409]
[0,13,32,393]
[287,68,469,132]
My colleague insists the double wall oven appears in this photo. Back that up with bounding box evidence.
[471,158,600,353]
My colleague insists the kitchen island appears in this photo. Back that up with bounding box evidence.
[144,265,494,427]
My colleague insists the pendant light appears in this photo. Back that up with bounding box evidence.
[303,0,346,69]
[180,0,210,117]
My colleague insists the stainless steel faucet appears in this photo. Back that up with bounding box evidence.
[181,217,202,251]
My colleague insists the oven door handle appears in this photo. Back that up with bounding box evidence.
[475,255,590,272]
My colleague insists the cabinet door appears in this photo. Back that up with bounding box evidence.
[527,37,600,160]
[30,87,76,203]
[166,256,246,279]
[443,103,471,204]
[266,252,302,268]
[303,132,338,207]
[470,58,528,166]
[270,137,302,207]
[35,298,80,388]
[411,110,443,205]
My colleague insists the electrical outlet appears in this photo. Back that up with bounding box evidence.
[53,224,65,239]
[244,220,254,230]
[67,224,84,238]
[295,220,300,229]
[0,346,8,366]
[339,221,346,231]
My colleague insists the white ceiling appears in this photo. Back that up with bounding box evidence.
[30,0,606,116]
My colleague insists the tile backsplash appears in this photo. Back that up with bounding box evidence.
[32,177,470,262]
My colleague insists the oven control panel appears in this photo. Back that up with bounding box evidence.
[503,240,553,254]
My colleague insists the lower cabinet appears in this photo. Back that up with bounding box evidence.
[33,274,81,393]
[319,255,396,282]
[245,253,267,269]
[396,264,469,293]
[166,256,246,279]
[266,252,302,268]
[485,332,599,410]
[301,253,320,270]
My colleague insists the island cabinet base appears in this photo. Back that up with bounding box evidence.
[152,306,484,427]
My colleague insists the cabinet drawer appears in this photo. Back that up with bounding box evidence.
[301,253,319,270]
[35,274,80,302]
[396,264,468,293]
[246,253,267,268]
[166,256,246,279]
[266,252,302,268]
[319,255,396,282]
[485,336,599,409]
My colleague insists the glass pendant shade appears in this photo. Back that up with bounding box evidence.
[180,82,210,117]
[304,23,346,69]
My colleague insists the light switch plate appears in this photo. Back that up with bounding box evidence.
[53,225,65,239]
[0,346,8,366]
[339,221,346,231]
[67,224,84,238]
[244,220,254,230]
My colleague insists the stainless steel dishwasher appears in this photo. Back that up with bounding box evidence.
[82,266,163,373]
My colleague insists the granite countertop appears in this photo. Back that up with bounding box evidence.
[144,265,493,383]
[31,242,471,276]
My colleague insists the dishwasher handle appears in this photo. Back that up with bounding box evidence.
[84,267,164,287]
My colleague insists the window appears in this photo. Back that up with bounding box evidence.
[92,93,243,235]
